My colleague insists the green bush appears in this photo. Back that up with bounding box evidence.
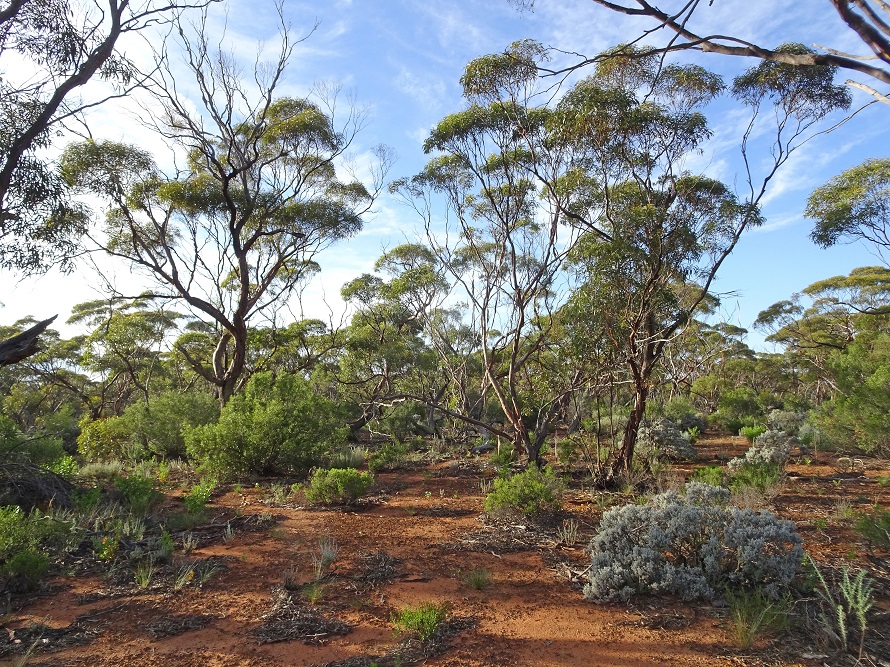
[77,416,133,462]
[689,465,728,487]
[185,479,217,514]
[730,462,784,493]
[0,506,60,589]
[0,414,68,468]
[185,372,349,478]
[740,424,767,442]
[305,468,373,504]
[119,392,220,459]
[484,466,565,516]
[854,508,890,549]
[115,475,162,515]
[391,602,449,641]
[367,440,412,472]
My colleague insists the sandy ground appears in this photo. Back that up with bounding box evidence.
[2,436,888,667]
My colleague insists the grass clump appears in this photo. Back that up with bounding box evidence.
[725,588,791,648]
[391,602,449,641]
[484,466,564,516]
[463,567,491,590]
[305,468,373,505]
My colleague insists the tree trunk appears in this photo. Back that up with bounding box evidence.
[608,382,648,482]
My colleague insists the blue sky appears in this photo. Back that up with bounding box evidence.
[2,0,887,348]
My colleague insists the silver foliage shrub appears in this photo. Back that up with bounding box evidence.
[584,482,803,602]
[767,410,807,436]
[727,429,792,472]
[636,418,697,461]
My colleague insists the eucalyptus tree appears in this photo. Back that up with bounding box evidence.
[807,158,890,263]
[756,266,890,451]
[339,244,448,436]
[0,0,215,273]
[61,16,389,405]
[393,42,583,465]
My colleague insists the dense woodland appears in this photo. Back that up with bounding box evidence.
[1,1,889,665]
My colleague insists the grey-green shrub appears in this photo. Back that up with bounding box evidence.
[728,430,792,472]
[767,410,806,436]
[584,482,803,602]
[636,418,697,461]
[484,466,565,516]
[185,372,348,478]
[305,468,373,504]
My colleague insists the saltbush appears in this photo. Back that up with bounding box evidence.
[185,372,349,478]
[728,430,792,472]
[305,468,374,505]
[484,466,565,516]
[636,418,697,461]
[766,410,807,437]
[584,482,803,602]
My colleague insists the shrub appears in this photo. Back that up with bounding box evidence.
[484,466,565,516]
[0,505,59,589]
[730,462,784,493]
[185,479,217,514]
[77,415,134,462]
[689,465,728,487]
[115,474,162,515]
[661,396,707,433]
[728,430,792,472]
[0,414,68,468]
[119,392,220,459]
[740,424,767,443]
[305,468,374,505]
[636,418,697,461]
[367,440,412,472]
[854,508,890,549]
[185,372,349,478]
[766,410,807,436]
[391,602,449,641]
[584,482,803,602]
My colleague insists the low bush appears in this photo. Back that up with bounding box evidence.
[636,418,697,461]
[185,479,217,514]
[766,410,807,436]
[391,602,449,641]
[305,468,374,505]
[584,482,803,602]
[0,505,63,590]
[854,508,890,549]
[740,424,767,443]
[185,372,349,479]
[484,466,565,516]
[689,465,728,487]
[114,474,162,515]
[368,440,412,472]
[728,430,792,472]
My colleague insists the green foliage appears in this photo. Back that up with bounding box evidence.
[114,474,161,515]
[854,508,890,549]
[730,462,784,493]
[813,331,890,455]
[367,440,412,472]
[689,465,727,487]
[0,506,59,589]
[484,466,565,516]
[185,479,216,514]
[740,424,767,442]
[725,588,791,648]
[77,416,133,462]
[807,158,890,251]
[714,387,763,433]
[305,468,373,505]
[391,602,449,641]
[810,558,876,658]
[185,372,348,478]
[119,392,219,459]
[0,414,68,468]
